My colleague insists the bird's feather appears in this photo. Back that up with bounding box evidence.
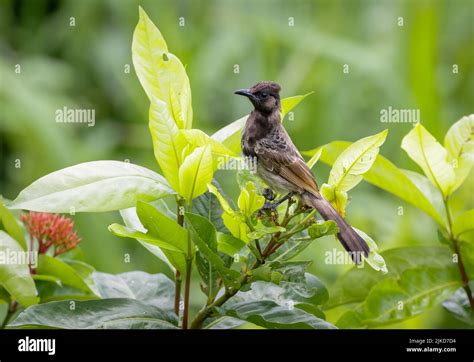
[255,126,320,196]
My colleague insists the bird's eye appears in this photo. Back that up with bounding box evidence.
[260,92,268,98]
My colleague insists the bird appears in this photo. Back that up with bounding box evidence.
[235,81,369,264]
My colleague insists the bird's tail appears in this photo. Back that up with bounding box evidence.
[302,192,369,264]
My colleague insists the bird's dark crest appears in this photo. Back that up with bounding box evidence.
[250,81,281,97]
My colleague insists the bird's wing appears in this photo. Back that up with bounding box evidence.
[255,127,320,196]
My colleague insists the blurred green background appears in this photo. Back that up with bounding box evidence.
[0,0,473,328]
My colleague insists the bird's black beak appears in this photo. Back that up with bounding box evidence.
[234,89,256,101]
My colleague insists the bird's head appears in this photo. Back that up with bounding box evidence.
[234,81,281,114]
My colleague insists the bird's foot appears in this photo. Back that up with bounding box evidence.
[262,187,276,202]
[257,200,279,220]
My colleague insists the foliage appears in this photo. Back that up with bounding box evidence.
[306,115,474,327]
[1,7,472,331]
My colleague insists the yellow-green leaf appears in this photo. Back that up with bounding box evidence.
[444,114,474,193]
[180,129,238,158]
[179,145,214,201]
[237,182,265,217]
[452,209,474,238]
[328,130,388,192]
[306,148,322,170]
[132,6,192,129]
[0,200,26,250]
[281,92,313,119]
[320,183,348,216]
[401,124,455,196]
[305,141,445,226]
[208,183,249,243]
[108,223,184,253]
[0,231,38,307]
[353,228,387,274]
[149,99,187,192]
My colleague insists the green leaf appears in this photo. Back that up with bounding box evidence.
[248,265,283,284]
[211,94,312,155]
[0,231,38,307]
[328,129,388,193]
[119,203,175,272]
[203,316,247,329]
[237,182,265,217]
[270,261,312,283]
[0,200,26,250]
[326,246,455,309]
[234,273,328,308]
[280,92,314,119]
[320,184,348,215]
[32,274,62,285]
[208,183,249,243]
[192,182,230,233]
[247,222,285,240]
[0,286,11,303]
[180,129,237,157]
[353,228,387,274]
[217,232,246,257]
[306,141,445,226]
[270,235,316,262]
[308,220,338,239]
[136,201,187,274]
[185,213,241,289]
[34,282,97,303]
[222,300,335,329]
[444,114,474,192]
[132,6,192,129]
[9,298,177,329]
[9,161,174,213]
[442,282,474,326]
[108,223,184,253]
[64,260,97,293]
[358,267,461,326]
[452,209,474,238]
[92,271,175,311]
[196,251,221,300]
[401,123,455,197]
[211,115,247,155]
[306,148,322,170]
[403,169,445,223]
[148,99,188,192]
[179,145,214,201]
[236,169,265,191]
[36,255,92,293]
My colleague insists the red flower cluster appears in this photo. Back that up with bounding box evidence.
[21,212,81,255]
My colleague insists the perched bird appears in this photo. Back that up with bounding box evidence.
[236,81,369,264]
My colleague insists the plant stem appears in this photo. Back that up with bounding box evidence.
[443,196,474,310]
[453,238,474,309]
[182,258,192,329]
[190,203,315,328]
[182,200,193,329]
[191,233,286,329]
[174,271,182,316]
[190,269,252,329]
[175,197,186,318]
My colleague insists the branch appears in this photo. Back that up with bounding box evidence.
[175,197,185,317]
[444,197,474,310]
[190,200,313,329]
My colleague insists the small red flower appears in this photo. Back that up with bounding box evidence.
[21,212,81,256]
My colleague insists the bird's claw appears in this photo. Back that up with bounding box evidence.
[257,200,279,220]
[262,187,275,202]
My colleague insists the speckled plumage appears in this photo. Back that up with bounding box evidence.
[238,81,369,263]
